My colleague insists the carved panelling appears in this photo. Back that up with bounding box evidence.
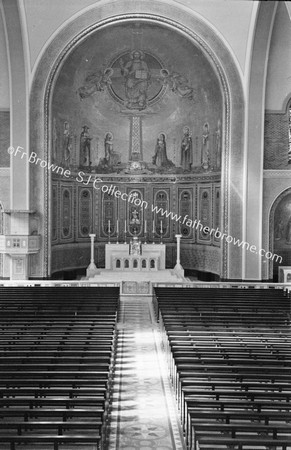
[126,188,145,237]
[213,185,221,246]
[102,191,117,238]
[60,186,73,241]
[78,188,92,238]
[52,184,58,242]
[153,189,170,238]
[178,189,194,239]
[197,185,212,244]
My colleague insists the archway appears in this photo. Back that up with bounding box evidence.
[29,2,244,279]
[269,188,291,281]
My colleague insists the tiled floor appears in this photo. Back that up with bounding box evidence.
[107,297,186,450]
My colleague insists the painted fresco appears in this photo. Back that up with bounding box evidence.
[52,21,223,175]
[274,193,291,251]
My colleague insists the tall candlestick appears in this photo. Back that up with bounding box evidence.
[124,219,127,232]
[144,220,147,233]
[152,220,155,233]
[174,234,184,275]
[160,220,163,234]
[86,233,99,277]
[116,219,119,234]
[108,220,111,233]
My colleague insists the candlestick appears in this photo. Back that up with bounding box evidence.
[116,219,119,234]
[108,220,111,233]
[124,219,127,244]
[152,220,155,233]
[144,220,147,233]
[160,220,163,234]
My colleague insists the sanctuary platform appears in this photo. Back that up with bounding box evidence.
[85,235,188,296]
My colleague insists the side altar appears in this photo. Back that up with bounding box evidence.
[105,237,165,271]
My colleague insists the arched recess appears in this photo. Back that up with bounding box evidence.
[29,0,244,279]
[269,188,291,281]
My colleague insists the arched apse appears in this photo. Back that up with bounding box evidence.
[29,1,244,279]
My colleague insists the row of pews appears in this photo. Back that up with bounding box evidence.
[154,287,291,450]
[0,286,119,450]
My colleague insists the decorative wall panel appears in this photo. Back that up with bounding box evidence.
[51,174,221,274]
[0,111,10,167]
[197,185,212,243]
[52,184,58,242]
[60,186,73,241]
[178,189,194,239]
[264,110,290,169]
[78,188,92,237]
[153,189,170,238]
[102,191,117,238]
[126,188,145,237]
[213,185,221,245]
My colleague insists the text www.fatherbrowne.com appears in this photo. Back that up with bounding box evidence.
[8,146,282,264]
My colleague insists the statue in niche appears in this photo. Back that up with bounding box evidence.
[62,121,72,167]
[104,132,114,166]
[180,126,193,171]
[80,125,92,166]
[215,119,222,169]
[202,123,210,170]
[119,50,151,110]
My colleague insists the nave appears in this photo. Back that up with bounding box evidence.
[0,286,291,450]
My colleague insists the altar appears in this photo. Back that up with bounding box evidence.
[105,240,165,271]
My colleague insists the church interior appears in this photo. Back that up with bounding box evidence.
[0,0,291,449]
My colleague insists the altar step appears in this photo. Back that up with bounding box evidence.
[85,269,189,283]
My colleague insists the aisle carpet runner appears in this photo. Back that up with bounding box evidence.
[107,297,186,450]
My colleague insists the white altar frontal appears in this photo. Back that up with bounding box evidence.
[105,238,165,271]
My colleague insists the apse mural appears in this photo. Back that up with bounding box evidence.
[51,21,223,175]
[273,194,291,250]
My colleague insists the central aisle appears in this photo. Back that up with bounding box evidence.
[108,297,186,450]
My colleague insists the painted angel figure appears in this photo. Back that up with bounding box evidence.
[159,69,194,100]
[77,67,113,99]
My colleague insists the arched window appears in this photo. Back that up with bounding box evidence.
[133,259,138,269]
[116,259,121,268]
[142,259,146,269]
[150,259,155,269]
[124,259,129,269]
